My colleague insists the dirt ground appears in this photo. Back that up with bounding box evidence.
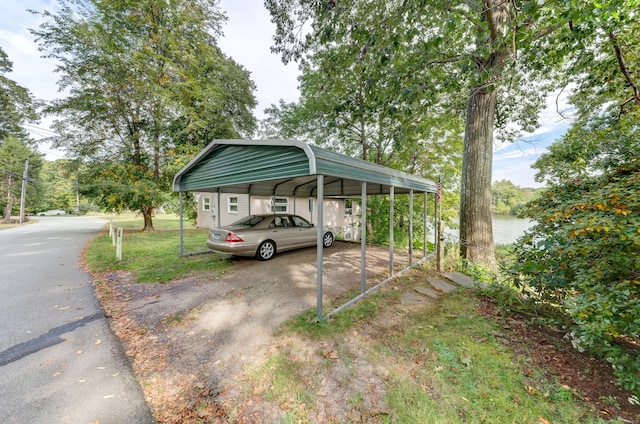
[94,242,418,421]
[92,242,640,423]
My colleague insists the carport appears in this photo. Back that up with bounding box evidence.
[173,139,438,320]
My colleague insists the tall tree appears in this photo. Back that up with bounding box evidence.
[0,47,37,141]
[265,0,559,268]
[0,137,43,221]
[32,0,257,230]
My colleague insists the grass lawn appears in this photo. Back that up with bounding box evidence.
[83,214,637,423]
[84,213,229,283]
[234,283,620,423]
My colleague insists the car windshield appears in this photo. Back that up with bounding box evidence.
[229,215,265,227]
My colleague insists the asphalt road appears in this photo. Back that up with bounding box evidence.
[0,216,155,424]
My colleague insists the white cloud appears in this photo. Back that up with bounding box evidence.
[2,0,570,187]
[218,0,300,118]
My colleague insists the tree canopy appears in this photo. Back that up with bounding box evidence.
[0,136,43,221]
[31,0,257,229]
[263,0,589,268]
[0,46,37,141]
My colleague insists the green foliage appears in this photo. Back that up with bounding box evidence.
[360,193,443,251]
[264,0,578,267]
[510,126,640,394]
[32,0,257,229]
[0,47,37,140]
[508,0,640,394]
[0,137,44,219]
[80,161,167,216]
[492,180,540,215]
[35,159,90,214]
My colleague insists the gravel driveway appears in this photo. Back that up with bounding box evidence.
[97,241,419,419]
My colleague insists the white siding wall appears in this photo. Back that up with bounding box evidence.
[195,193,361,241]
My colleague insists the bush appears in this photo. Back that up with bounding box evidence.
[509,167,640,395]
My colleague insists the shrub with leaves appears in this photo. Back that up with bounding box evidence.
[510,137,640,394]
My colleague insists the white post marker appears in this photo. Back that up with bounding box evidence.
[110,219,115,246]
[116,227,123,260]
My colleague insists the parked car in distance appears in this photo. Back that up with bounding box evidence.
[206,214,334,261]
[37,209,67,216]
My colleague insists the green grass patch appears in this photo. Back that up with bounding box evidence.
[247,277,615,423]
[380,292,612,423]
[85,215,229,283]
[278,289,384,338]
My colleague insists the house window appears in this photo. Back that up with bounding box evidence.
[344,199,353,216]
[308,198,314,213]
[271,196,289,213]
[202,196,211,212]
[228,196,238,213]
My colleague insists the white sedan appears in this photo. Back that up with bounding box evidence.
[206,214,334,260]
[37,209,67,216]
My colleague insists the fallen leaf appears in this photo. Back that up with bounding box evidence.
[103,395,114,399]
[538,417,550,424]
[76,350,84,355]
[323,350,339,359]
[78,379,86,383]
[95,339,102,345]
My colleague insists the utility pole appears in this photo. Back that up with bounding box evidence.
[19,158,28,224]
[76,180,80,214]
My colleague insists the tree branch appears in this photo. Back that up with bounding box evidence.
[608,29,640,115]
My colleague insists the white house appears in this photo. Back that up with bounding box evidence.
[195,193,362,241]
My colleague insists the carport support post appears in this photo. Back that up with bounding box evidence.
[389,186,394,278]
[179,191,184,256]
[409,189,413,266]
[423,191,427,257]
[217,192,221,227]
[434,192,438,250]
[316,175,324,321]
[360,181,367,294]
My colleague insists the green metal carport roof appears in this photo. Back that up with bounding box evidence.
[173,139,438,321]
[173,139,437,195]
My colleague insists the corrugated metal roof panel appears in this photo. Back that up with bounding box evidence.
[173,139,437,195]
[178,143,311,192]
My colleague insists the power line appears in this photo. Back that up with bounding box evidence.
[23,123,60,139]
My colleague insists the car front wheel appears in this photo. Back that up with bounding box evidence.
[257,240,276,261]
[323,232,334,248]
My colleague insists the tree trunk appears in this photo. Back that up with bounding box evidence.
[141,205,154,231]
[459,85,497,270]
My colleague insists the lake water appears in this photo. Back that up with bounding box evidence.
[444,215,535,245]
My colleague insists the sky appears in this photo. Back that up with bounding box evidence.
[0,0,569,188]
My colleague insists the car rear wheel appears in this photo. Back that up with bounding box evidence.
[323,232,334,248]
[257,240,276,261]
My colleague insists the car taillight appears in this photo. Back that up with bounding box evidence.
[225,232,244,243]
